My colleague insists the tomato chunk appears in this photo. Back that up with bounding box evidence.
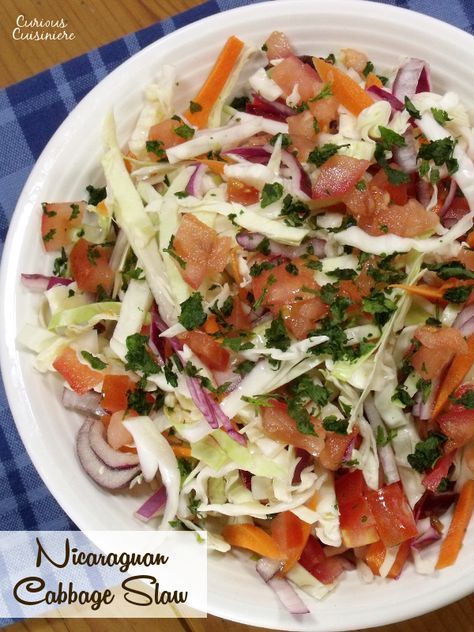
[180,330,230,371]
[271,55,321,103]
[101,375,136,413]
[174,214,232,289]
[311,155,369,201]
[41,202,85,252]
[147,118,188,160]
[70,238,114,294]
[319,427,359,472]
[53,346,103,394]
[271,510,312,572]
[366,482,418,547]
[299,535,348,584]
[412,326,467,380]
[227,178,260,205]
[335,470,379,547]
[264,31,294,61]
[261,401,325,456]
[251,258,319,312]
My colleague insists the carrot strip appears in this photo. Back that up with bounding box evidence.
[171,445,192,458]
[436,479,474,569]
[467,232,474,249]
[366,541,410,578]
[313,57,374,115]
[183,36,245,128]
[222,524,284,560]
[365,72,383,90]
[391,283,445,302]
[203,314,220,335]
[387,541,411,579]
[432,335,474,418]
[195,158,227,176]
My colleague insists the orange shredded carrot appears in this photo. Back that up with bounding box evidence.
[391,283,446,302]
[432,335,474,418]
[203,314,220,335]
[467,232,474,249]
[366,540,410,578]
[365,72,383,90]
[195,158,227,176]
[436,479,474,569]
[313,57,374,115]
[124,151,137,174]
[171,445,192,458]
[183,36,244,128]
[222,524,284,560]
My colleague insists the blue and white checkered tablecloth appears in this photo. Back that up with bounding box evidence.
[0,0,473,547]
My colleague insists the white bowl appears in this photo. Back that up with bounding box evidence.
[1,1,473,629]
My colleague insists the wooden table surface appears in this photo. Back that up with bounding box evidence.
[0,1,473,630]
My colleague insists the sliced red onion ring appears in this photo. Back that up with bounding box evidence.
[223,146,271,163]
[280,149,312,198]
[410,525,441,551]
[76,420,140,489]
[416,179,433,208]
[256,557,283,582]
[292,448,313,485]
[62,388,104,417]
[439,179,458,218]
[416,65,431,93]
[442,204,469,229]
[263,574,310,615]
[150,303,182,359]
[453,304,474,331]
[185,163,206,197]
[459,316,474,337]
[88,418,140,469]
[364,397,400,484]
[246,94,294,122]
[392,58,427,101]
[236,231,325,258]
[393,130,418,174]
[239,469,253,490]
[414,490,459,520]
[366,86,404,112]
[135,486,167,522]
[21,274,73,292]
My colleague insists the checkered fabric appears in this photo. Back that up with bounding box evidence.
[0,0,473,545]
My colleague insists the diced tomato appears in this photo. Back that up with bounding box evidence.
[261,401,325,456]
[226,297,251,330]
[308,96,339,133]
[458,247,474,272]
[370,169,408,205]
[271,55,321,103]
[366,482,418,547]
[174,214,232,289]
[147,118,187,160]
[438,409,474,451]
[341,48,368,74]
[283,298,329,340]
[412,326,467,380]
[107,410,134,450]
[271,510,312,572]
[227,178,260,205]
[69,238,114,294]
[180,330,230,371]
[288,110,318,141]
[251,258,319,312]
[311,155,369,201]
[101,374,136,413]
[53,346,103,394]
[319,427,359,472]
[41,202,85,252]
[288,135,317,162]
[299,535,347,584]
[335,470,380,547]
[422,451,456,492]
[264,31,294,61]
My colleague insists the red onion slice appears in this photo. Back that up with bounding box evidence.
[185,163,206,197]
[416,179,433,208]
[392,58,426,101]
[280,149,312,198]
[21,274,73,292]
[459,316,474,337]
[150,303,182,359]
[246,94,294,122]
[236,231,325,258]
[364,397,400,484]
[62,388,104,417]
[442,203,469,229]
[135,486,167,522]
[414,490,459,520]
[410,525,441,550]
[239,469,253,490]
[88,418,140,469]
[453,304,474,331]
[223,146,271,163]
[76,420,140,489]
[292,448,313,485]
[256,557,283,582]
[366,86,403,112]
[264,575,310,615]
[393,130,418,174]
[416,65,431,93]
[439,179,458,219]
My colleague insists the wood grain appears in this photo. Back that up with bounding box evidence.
[0,1,473,630]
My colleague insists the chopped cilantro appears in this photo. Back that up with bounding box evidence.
[285,262,299,276]
[164,359,178,387]
[322,416,348,434]
[427,261,474,280]
[189,100,202,113]
[443,285,473,303]
[86,184,107,206]
[178,457,193,483]
[270,133,291,148]
[327,215,357,233]
[86,245,100,266]
[417,137,458,174]
[249,260,275,277]
[145,140,166,160]
[261,182,284,208]
[290,375,330,407]
[265,312,291,351]
[324,53,336,64]
[256,237,271,255]
[80,351,107,370]
[308,143,349,167]
[310,82,333,101]
[287,398,315,435]
[43,228,56,243]
[378,126,406,150]
[178,293,207,330]
[450,389,474,409]
[222,336,254,352]
[230,95,250,111]
[242,393,281,407]
[163,235,187,269]
[375,425,399,447]
[362,291,397,326]
[407,432,447,473]
[42,203,56,217]
[391,383,414,407]
[53,248,68,276]
[279,194,311,227]
[69,203,80,220]
[174,122,195,139]
[362,61,374,77]
[127,388,153,415]
[356,180,367,191]
[404,96,421,119]
[174,191,190,199]
[431,108,452,126]
[125,333,161,376]
[234,360,256,376]
[326,268,357,281]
